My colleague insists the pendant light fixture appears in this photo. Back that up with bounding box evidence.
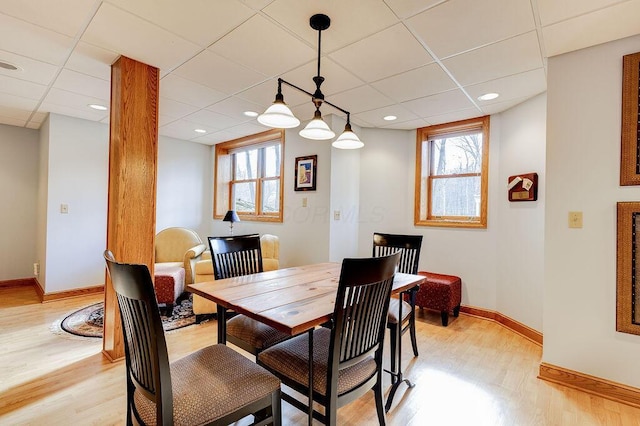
[257,14,363,149]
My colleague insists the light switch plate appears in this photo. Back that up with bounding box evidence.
[568,211,582,228]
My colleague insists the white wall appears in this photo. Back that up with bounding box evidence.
[156,135,212,239]
[357,124,501,311]
[42,114,109,293]
[545,34,640,388]
[496,94,547,331]
[209,126,333,268]
[0,124,39,280]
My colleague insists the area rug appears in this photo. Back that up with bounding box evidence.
[55,295,196,338]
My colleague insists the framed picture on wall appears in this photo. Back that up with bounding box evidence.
[616,202,640,335]
[294,155,317,191]
[620,51,640,185]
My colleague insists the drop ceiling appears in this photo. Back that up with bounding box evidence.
[0,0,639,145]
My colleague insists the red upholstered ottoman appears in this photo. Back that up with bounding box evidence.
[154,264,185,315]
[415,272,461,326]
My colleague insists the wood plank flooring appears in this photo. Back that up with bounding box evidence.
[1,285,639,425]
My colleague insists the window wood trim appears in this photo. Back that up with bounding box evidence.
[414,116,489,229]
[214,129,284,223]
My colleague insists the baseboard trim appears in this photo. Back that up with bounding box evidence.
[539,362,640,408]
[40,285,104,303]
[0,278,37,288]
[460,305,543,346]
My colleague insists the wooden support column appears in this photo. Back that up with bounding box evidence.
[103,56,159,361]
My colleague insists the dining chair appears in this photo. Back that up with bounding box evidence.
[103,250,282,426]
[372,232,423,378]
[208,234,292,355]
[257,253,400,425]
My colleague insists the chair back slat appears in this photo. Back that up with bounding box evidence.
[104,250,173,425]
[208,234,263,279]
[329,254,398,372]
[372,233,423,274]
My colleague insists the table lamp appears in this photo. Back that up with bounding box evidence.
[223,210,240,235]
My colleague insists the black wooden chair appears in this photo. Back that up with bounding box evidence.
[208,234,292,355]
[372,232,423,377]
[257,253,399,425]
[103,250,281,426]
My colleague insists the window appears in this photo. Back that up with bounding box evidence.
[214,129,284,222]
[415,116,489,228]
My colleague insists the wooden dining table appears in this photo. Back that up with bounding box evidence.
[187,262,425,422]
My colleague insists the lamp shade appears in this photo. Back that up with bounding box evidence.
[299,110,335,140]
[257,100,300,129]
[223,210,240,223]
[332,123,364,149]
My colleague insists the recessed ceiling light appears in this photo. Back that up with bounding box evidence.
[88,104,108,111]
[478,93,499,101]
[194,129,207,134]
[244,111,259,117]
[0,61,19,71]
[383,115,397,121]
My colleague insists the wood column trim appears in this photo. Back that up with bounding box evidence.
[103,56,159,362]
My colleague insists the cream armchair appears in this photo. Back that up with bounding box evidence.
[155,227,207,285]
[193,234,280,317]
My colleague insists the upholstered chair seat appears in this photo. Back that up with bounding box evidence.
[387,298,412,325]
[155,227,206,285]
[133,344,280,425]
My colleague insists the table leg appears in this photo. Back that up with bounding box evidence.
[385,288,416,412]
[217,305,227,344]
[307,328,314,426]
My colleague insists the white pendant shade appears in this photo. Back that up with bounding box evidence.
[332,128,364,149]
[299,114,335,140]
[257,101,300,129]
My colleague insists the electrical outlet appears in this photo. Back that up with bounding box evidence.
[60,203,69,214]
[568,211,583,228]
[302,197,308,207]
[33,262,39,276]
[334,210,341,220]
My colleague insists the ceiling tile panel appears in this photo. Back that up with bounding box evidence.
[160,74,226,108]
[407,0,535,58]
[353,104,419,127]
[280,57,363,97]
[209,14,316,77]
[236,79,308,109]
[158,97,200,120]
[0,75,47,100]
[372,62,457,102]
[0,114,27,126]
[262,0,399,52]
[0,13,75,65]
[158,120,204,141]
[53,69,110,101]
[0,94,38,119]
[442,31,543,86]
[480,96,532,115]
[206,96,263,120]
[0,0,99,37]
[81,3,202,72]
[38,102,107,121]
[104,0,254,47]
[327,85,394,114]
[64,42,119,81]
[401,89,477,117]
[542,1,640,57]
[465,68,547,106]
[183,109,244,129]
[329,24,434,82]
[192,129,239,145]
[173,50,267,95]
[382,118,430,130]
[0,50,59,85]
[424,107,482,126]
[537,0,625,26]
[384,0,447,19]
[41,88,109,114]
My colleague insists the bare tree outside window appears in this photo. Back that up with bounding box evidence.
[415,116,489,228]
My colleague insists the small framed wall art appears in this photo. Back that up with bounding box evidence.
[294,155,317,191]
[507,172,538,202]
[616,202,640,335]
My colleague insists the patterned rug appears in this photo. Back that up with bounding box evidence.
[57,294,196,338]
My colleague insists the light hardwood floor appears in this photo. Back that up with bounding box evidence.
[1,285,639,426]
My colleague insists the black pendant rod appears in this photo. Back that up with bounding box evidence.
[278,78,350,117]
